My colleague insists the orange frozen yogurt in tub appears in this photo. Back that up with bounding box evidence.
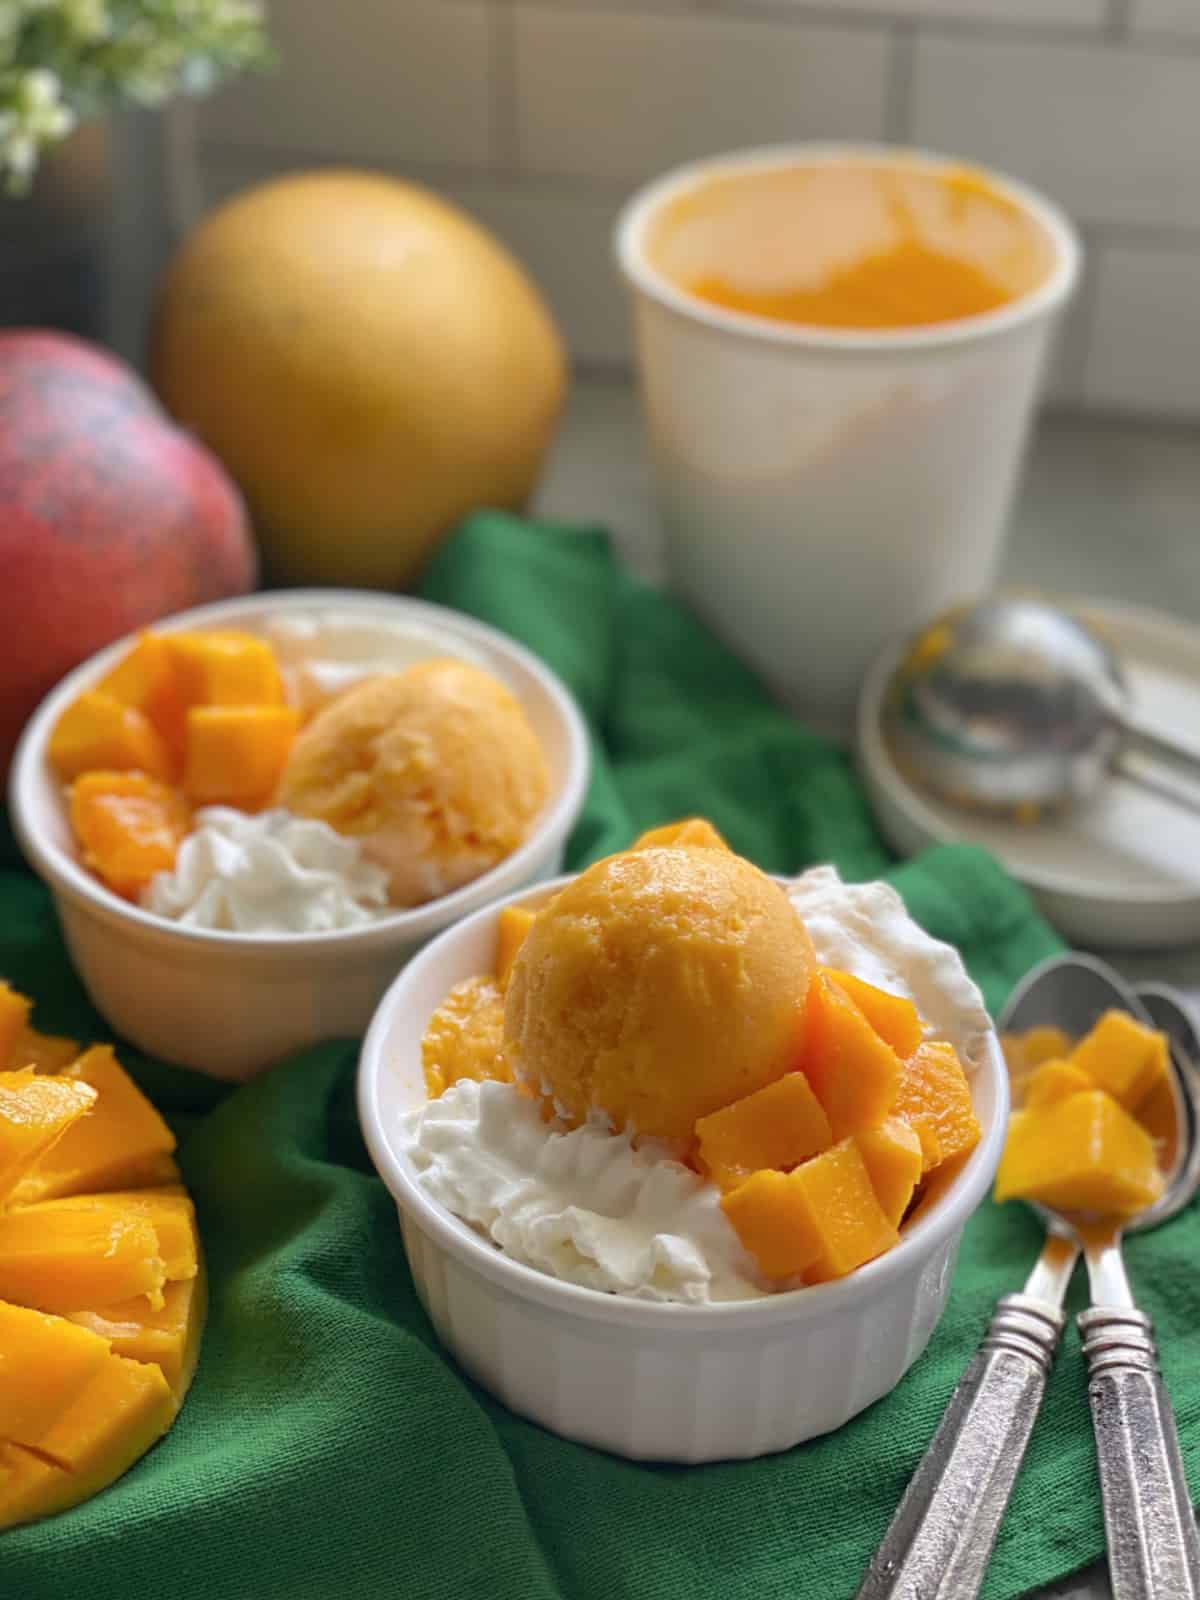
[647,158,1056,332]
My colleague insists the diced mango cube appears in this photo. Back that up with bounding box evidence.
[0,1300,113,1445]
[0,1202,166,1314]
[723,1140,899,1283]
[1023,1058,1094,1109]
[182,704,300,808]
[1002,1025,1073,1076]
[69,771,191,900]
[630,818,730,852]
[721,1168,822,1280]
[98,632,187,759]
[799,971,903,1138]
[996,1090,1163,1215]
[695,1072,832,1191]
[48,691,173,784]
[9,1025,79,1075]
[0,981,31,1064]
[892,1040,981,1175]
[1071,1011,1169,1112]
[421,977,511,1099]
[163,629,284,709]
[0,1070,96,1203]
[10,1046,176,1205]
[854,1117,924,1227]
[495,906,537,989]
[820,968,923,1059]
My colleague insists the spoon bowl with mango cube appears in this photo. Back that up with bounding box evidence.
[859,954,1200,1600]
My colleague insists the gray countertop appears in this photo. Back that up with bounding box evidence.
[534,376,1200,1600]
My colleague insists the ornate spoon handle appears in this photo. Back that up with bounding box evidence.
[1079,1307,1200,1600]
[856,1294,1065,1600]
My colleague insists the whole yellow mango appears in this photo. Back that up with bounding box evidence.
[153,171,567,588]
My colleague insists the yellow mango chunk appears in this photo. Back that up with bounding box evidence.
[0,1300,112,1445]
[720,1168,821,1280]
[10,1046,175,1205]
[854,1117,924,1227]
[69,770,191,901]
[421,976,511,1099]
[630,818,730,852]
[1024,1058,1094,1109]
[1071,1011,1169,1112]
[162,629,284,709]
[0,1070,97,1203]
[0,982,31,1064]
[98,632,188,761]
[820,969,924,1059]
[0,1352,176,1529]
[722,1140,899,1282]
[892,1040,981,1175]
[1002,1025,1073,1076]
[9,1026,79,1075]
[69,1270,206,1397]
[799,971,903,1139]
[495,906,537,990]
[694,1072,832,1191]
[48,691,173,784]
[182,704,300,808]
[996,1090,1163,1215]
[0,1203,166,1314]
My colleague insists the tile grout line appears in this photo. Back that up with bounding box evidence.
[1105,0,1132,38]
[883,21,916,143]
[1056,225,1101,405]
[488,0,521,175]
[518,0,1200,54]
[195,142,1200,255]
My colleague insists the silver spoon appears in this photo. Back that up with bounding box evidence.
[881,596,1200,818]
[858,954,1200,1600]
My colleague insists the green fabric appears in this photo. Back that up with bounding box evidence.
[3,512,1197,1600]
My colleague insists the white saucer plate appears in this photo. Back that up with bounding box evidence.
[858,600,1200,950]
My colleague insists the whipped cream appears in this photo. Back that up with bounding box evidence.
[143,807,390,933]
[262,610,491,713]
[400,862,990,1303]
[788,865,991,1074]
[401,1078,768,1303]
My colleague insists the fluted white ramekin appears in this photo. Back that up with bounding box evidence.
[10,591,589,1080]
[358,874,1009,1463]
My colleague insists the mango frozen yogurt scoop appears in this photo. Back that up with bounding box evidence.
[277,658,549,907]
[503,845,816,1143]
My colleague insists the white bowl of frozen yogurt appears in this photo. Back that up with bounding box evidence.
[358,854,1007,1462]
[10,590,589,1079]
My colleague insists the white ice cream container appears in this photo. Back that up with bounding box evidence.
[616,144,1081,736]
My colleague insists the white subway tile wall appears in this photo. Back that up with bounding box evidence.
[511,9,891,181]
[194,0,1200,419]
[1130,0,1200,36]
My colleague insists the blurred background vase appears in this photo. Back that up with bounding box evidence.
[0,108,174,368]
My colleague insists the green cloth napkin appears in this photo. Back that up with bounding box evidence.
[3,513,1197,1600]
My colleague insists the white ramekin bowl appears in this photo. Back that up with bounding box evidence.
[358,873,1009,1463]
[10,590,590,1081]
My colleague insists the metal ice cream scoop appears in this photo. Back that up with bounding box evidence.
[881,596,1200,818]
